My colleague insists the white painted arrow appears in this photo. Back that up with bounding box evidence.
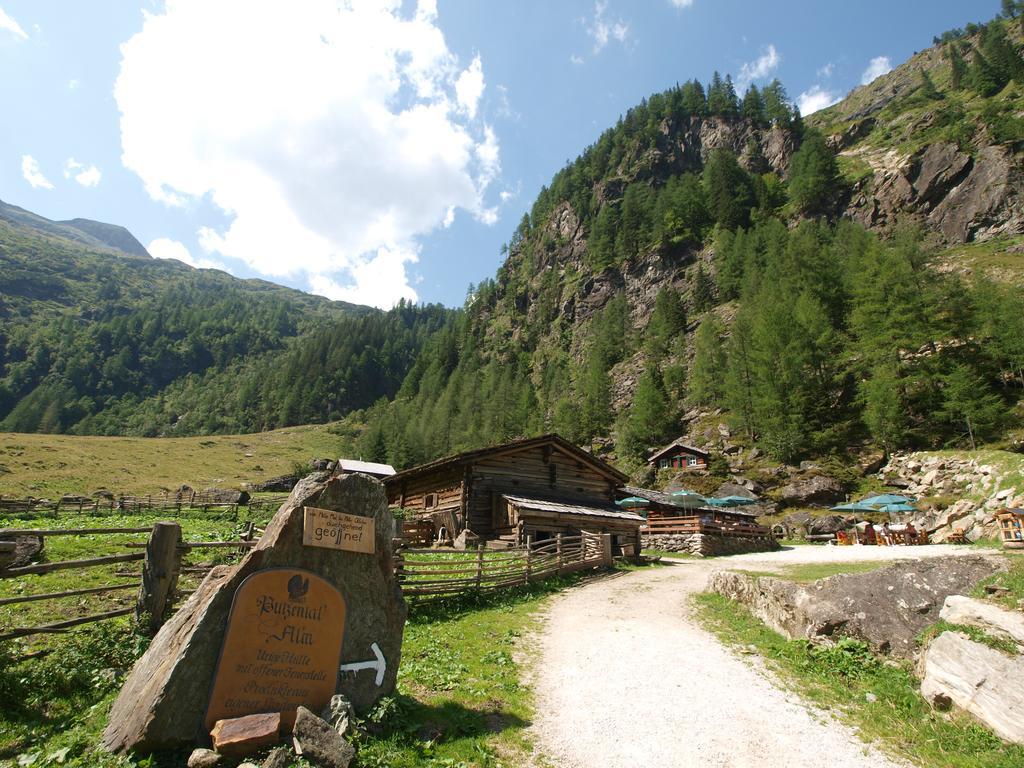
[339,642,386,686]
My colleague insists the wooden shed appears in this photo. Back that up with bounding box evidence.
[384,434,641,553]
[997,508,1024,550]
[648,442,710,471]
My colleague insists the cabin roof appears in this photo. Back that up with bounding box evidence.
[502,493,644,524]
[647,441,710,463]
[384,433,629,487]
[337,459,396,477]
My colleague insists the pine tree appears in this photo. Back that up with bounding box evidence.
[741,85,766,123]
[702,148,754,229]
[939,364,1003,450]
[692,263,715,312]
[688,317,726,405]
[680,79,708,116]
[787,129,841,216]
[724,309,758,440]
[644,285,687,360]
[707,71,731,116]
[620,364,672,457]
[860,365,908,453]
[946,43,968,89]
[762,79,792,125]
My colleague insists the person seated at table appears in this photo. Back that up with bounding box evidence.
[904,522,917,545]
[861,525,876,544]
[880,522,893,544]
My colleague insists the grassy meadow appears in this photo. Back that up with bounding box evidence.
[0,423,356,498]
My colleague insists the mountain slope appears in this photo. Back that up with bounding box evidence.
[354,14,1024,474]
[0,202,452,436]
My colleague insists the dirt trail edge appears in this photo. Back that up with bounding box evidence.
[530,552,921,768]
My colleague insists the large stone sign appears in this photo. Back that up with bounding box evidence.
[205,569,346,730]
[102,473,406,754]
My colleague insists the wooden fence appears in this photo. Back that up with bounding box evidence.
[0,522,259,642]
[396,531,611,601]
[642,516,774,540]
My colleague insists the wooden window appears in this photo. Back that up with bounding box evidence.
[424,492,438,509]
[687,456,699,467]
[659,458,669,469]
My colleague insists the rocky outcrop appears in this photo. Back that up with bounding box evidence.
[200,488,251,505]
[919,631,1024,745]
[251,475,299,493]
[709,556,1004,658]
[940,595,1024,648]
[777,475,846,507]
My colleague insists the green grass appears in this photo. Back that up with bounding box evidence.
[937,236,1024,285]
[972,555,1024,611]
[694,592,1024,768]
[0,423,348,498]
[732,561,887,583]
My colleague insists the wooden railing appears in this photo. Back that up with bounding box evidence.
[400,519,436,547]
[641,516,773,540]
[0,522,260,643]
[396,531,610,601]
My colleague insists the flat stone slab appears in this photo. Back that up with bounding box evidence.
[940,595,1024,648]
[292,705,354,768]
[920,631,1024,744]
[211,712,281,756]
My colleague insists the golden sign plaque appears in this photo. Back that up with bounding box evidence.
[302,506,375,554]
[205,569,346,730]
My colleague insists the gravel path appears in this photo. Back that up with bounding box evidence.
[530,546,992,768]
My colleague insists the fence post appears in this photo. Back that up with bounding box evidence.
[475,548,484,591]
[601,534,613,567]
[136,521,182,635]
[556,533,563,574]
[524,536,532,584]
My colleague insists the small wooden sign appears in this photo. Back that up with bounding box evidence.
[205,569,346,731]
[302,506,375,554]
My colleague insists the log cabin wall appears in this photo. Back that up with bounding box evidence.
[386,467,465,534]
[466,445,619,536]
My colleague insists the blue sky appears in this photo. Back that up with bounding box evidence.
[0,0,998,309]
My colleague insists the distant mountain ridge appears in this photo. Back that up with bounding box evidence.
[0,198,151,258]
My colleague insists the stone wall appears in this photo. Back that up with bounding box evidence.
[644,532,780,557]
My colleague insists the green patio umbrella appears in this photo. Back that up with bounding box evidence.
[830,501,888,513]
[720,495,758,506]
[669,490,708,509]
[703,497,736,507]
[616,496,650,507]
[876,501,918,514]
[859,493,915,506]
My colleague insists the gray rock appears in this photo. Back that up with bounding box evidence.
[293,706,354,768]
[805,515,851,536]
[778,475,846,507]
[262,747,294,768]
[715,482,757,499]
[920,631,1024,744]
[251,475,299,493]
[201,487,251,505]
[187,748,222,768]
[322,694,356,737]
[453,529,480,550]
[0,534,44,569]
[102,474,406,754]
[940,595,1024,648]
[709,556,1004,658]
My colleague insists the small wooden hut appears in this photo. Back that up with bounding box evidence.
[647,442,710,471]
[384,434,642,554]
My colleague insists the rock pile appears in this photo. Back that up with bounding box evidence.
[881,453,1024,542]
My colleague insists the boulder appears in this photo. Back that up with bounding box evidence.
[0,534,44,570]
[453,529,480,550]
[805,515,851,536]
[940,595,1024,648]
[251,475,299,493]
[322,694,356,738]
[920,631,1024,744]
[210,713,281,756]
[262,747,294,768]
[709,555,1005,658]
[201,488,251,505]
[715,482,758,500]
[292,706,354,768]
[778,475,846,507]
[102,473,406,754]
[310,458,337,472]
[858,452,886,477]
[187,748,222,768]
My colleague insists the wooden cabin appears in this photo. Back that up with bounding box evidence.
[648,442,710,471]
[620,486,760,527]
[997,508,1024,550]
[384,434,642,554]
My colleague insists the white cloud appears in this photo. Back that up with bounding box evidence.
[0,7,28,39]
[817,62,834,79]
[861,55,892,85]
[570,54,584,65]
[21,155,53,190]
[455,55,484,119]
[587,1,629,54]
[115,0,499,309]
[668,0,694,7]
[738,44,780,89]
[148,237,221,269]
[797,85,841,115]
[68,78,80,90]
[64,158,102,188]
